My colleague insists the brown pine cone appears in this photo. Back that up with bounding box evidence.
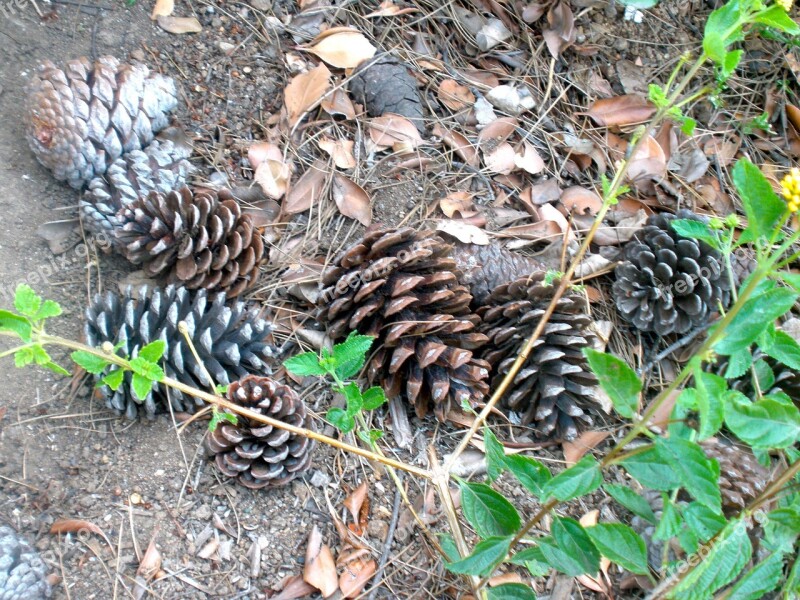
[318,227,490,421]
[115,186,264,297]
[206,375,316,489]
[478,274,603,440]
[26,56,177,189]
[701,437,771,517]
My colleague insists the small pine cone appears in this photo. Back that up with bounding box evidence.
[26,56,177,189]
[0,526,51,600]
[701,437,771,517]
[206,375,315,489]
[478,274,602,441]
[116,187,264,297]
[84,285,275,419]
[612,211,731,335]
[318,227,490,421]
[450,243,545,305]
[80,139,192,241]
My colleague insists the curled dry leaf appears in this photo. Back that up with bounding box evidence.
[332,173,371,226]
[560,186,603,216]
[437,79,475,111]
[339,558,377,598]
[368,114,424,152]
[37,219,80,254]
[364,1,420,17]
[703,135,741,167]
[514,142,545,174]
[318,136,356,169]
[529,179,561,205]
[137,537,162,580]
[579,95,656,127]
[543,2,576,59]
[627,135,666,182]
[255,153,293,200]
[285,63,332,128]
[306,29,377,69]
[432,124,478,167]
[248,142,282,171]
[440,191,477,218]
[50,519,113,549]
[284,161,328,214]
[343,481,369,532]
[304,526,339,598]
[522,2,547,22]
[321,88,356,120]
[436,220,490,245]
[156,15,202,34]
[562,430,611,466]
[151,0,174,19]
[477,117,518,146]
[483,142,516,174]
[273,574,318,600]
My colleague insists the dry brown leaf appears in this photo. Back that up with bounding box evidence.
[440,191,476,218]
[364,1,420,17]
[284,64,332,128]
[37,219,80,254]
[318,136,356,169]
[151,0,173,19]
[197,538,219,560]
[580,95,656,127]
[436,220,490,244]
[255,154,293,200]
[285,161,327,214]
[514,142,545,174]
[248,142,282,171]
[321,88,356,120]
[307,29,377,69]
[560,186,603,216]
[703,136,741,167]
[340,558,377,598]
[788,104,800,132]
[156,15,202,34]
[522,2,546,22]
[483,142,516,174]
[368,114,424,152]
[343,481,369,530]
[137,536,162,580]
[528,179,561,206]
[433,125,479,167]
[543,2,575,59]
[273,574,318,600]
[627,135,666,182]
[488,573,524,586]
[438,79,476,111]
[458,67,500,89]
[562,431,610,466]
[477,117,519,146]
[332,173,371,226]
[50,519,113,549]
[303,527,338,597]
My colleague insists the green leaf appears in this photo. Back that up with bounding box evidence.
[703,30,727,64]
[683,502,726,542]
[30,345,51,366]
[509,547,551,577]
[504,454,551,498]
[621,445,681,491]
[762,330,800,370]
[446,536,512,577]
[102,369,125,391]
[654,497,683,541]
[35,299,62,320]
[718,349,751,379]
[618,0,658,8]
[460,481,521,538]
[131,373,154,400]
[43,361,70,376]
[340,382,363,415]
[332,332,374,379]
[692,370,726,439]
[14,285,41,318]
[486,583,537,600]
[361,386,386,410]
[671,219,720,248]
[71,350,112,375]
[0,310,32,342]
[724,391,800,449]
[604,484,656,524]
[327,407,354,433]
[542,455,602,502]
[538,517,600,577]
[14,347,35,368]
[209,410,237,432]
[658,438,721,510]
[583,349,641,418]
[586,523,648,575]
[670,519,752,599]
[732,158,786,244]
[720,49,743,79]
[438,534,460,562]
[484,428,507,483]
[680,117,697,136]
[284,351,327,377]
[778,270,800,292]
[784,552,800,596]
[726,552,785,600]
[138,340,166,363]
[754,5,800,34]
[713,288,798,355]
[128,357,165,382]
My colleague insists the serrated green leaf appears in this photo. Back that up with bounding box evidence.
[510,547,551,577]
[486,583,537,600]
[621,444,681,490]
[784,552,800,596]
[681,117,697,136]
[762,330,800,370]
[131,373,153,400]
[332,332,374,379]
[35,299,62,320]
[604,484,657,523]
[724,391,800,449]
[683,502,726,542]
[671,219,720,248]
[678,525,700,556]
[704,30,727,64]
[754,4,800,33]
[138,340,166,363]
[721,49,743,78]
[583,349,641,418]
[0,310,32,342]
[14,347,34,368]
[14,285,41,318]
[284,351,327,377]
[71,350,112,375]
[658,438,721,510]
[692,370,726,439]
[128,357,164,382]
[721,349,752,379]
[438,533,460,562]
[586,523,648,575]
[504,454,551,498]
[30,345,50,366]
[654,497,683,541]
[670,519,752,599]
[732,158,786,245]
[484,428,507,483]
[340,382,363,415]
[446,536,512,577]
[102,369,125,391]
[460,481,521,538]
[209,410,237,432]
[327,407,354,433]
[778,271,800,292]
[713,288,798,355]
[726,552,785,600]
[43,361,70,376]
[361,386,385,410]
[542,455,602,502]
[538,517,600,577]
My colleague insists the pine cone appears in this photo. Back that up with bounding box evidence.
[450,243,545,305]
[701,437,771,517]
[612,211,731,335]
[318,227,490,421]
[84,285,275,419]
[477,274,602,440]
[710,352,800,402]
[0,526,51,600]
[115,187,264,297]
[80,139,192,242]
[206,375,316,489]
[26,56,177,189]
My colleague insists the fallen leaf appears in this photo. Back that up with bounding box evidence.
[318,136,356,169]
[364,1,420,17]
[332,174,371,226]
[151,0,173,19]
[197,538,219,560]
[440,191,477,218]
[788,104,800,132]
[438,79,475,111]
[560,186,603,215]
[137,536,162,580]
[668,147,709,183]
[522,2,546,22]
[273,574,318,600]
[156,15,202,34]
[343,481,369,531]
[488,572,524,586]
[580,95,656,127]
[321,88,356,120]
[339,557,376,598]
[483,142,516,174]
[528,179,561,205]
[303,527,338,597]
[255,154,293,200]
[543,2,576,59]
[50,519,113,549]
[248,142,282,170]
[702,135,741,167]
[562,431,610,466]
[307,29,377,69]
[285,161,328,214]
[627,135,666,183]
[368,114,424,152]
[514,142,545,174]
[477,117,518,146]
[432,125,479,167]
[37,219,80,254]
[284,63,332,128]
[436,220,490,244]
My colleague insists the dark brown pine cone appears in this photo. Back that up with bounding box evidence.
[26,56,177,189]
[206,375,316,489]
[115,186,264,297]
[477,274,603,440]
[612,210,732,335]
[701,437,771,517]
[318,227,490,421]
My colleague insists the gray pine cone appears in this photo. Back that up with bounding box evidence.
[612,211,731,335]
[26,56,177,189]
[206,375,316,489]
[0,526,51,600]
[85,285,275,418]
[80,139,192,241]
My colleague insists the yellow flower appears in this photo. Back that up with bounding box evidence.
[776,0,793,12]
[781,168,800,212]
